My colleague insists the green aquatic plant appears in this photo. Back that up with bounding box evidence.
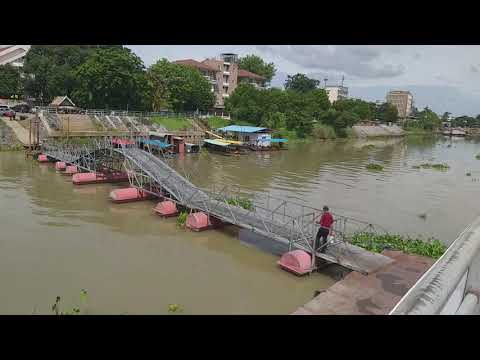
[366,163,384,171]
[418,163,450,171]
[350,232,446,259]
[466,172,472,176]
[362,144,376,150]
[176,210,188,228]
[412,165,421,169]
[51,289,88,315]
[418,213,427,220]
[168,304,183,313]
[476,154,480,160]
[226,196,254,210]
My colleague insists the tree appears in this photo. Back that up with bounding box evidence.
[238,55,276,84]
[147,59,215,112]
[319,108,359,137]
[306,89,331,119]
[441,112,451,121]
[416,107,441,130]
[284,74,320,92]
[376,102,398,123]
[72,47,150,110]
[22,45,123,104]
[225,83,265,125]
[0,65,22,98]
[333,98,373,121]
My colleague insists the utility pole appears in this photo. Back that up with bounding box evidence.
[67,116,70,142]
[323,78,328,88]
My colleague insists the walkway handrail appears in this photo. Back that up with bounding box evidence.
[36,106,231,119]
[389,216,480,315]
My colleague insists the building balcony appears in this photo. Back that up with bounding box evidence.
[222,93,230,98]
[223,82,229,87]
[223,71,230,76]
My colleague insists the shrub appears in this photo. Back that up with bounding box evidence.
[312,123,337,139]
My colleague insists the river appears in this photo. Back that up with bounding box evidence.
[0,135,479,314]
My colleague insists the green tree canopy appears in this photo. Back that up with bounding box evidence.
[416,107,442,130]
[333,98,373,121]
[238,54,276,84]
[284,74,320,92]
[72,47,150,110]
[147,59,215,112]
[22,45,122,104]
[376,102,398,123]
[0,65,22,98]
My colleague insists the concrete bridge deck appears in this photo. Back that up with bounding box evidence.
[292,250,434,315]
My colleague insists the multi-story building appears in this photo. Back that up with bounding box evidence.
[202,53,240,109]
[386,90,413,119]
[237,69,266,89]
[0,45,31,67]
[173,59,218,95]
[325,85,348,103]
[175,53,266,110]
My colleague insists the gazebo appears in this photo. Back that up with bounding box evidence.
[50,96,79,113]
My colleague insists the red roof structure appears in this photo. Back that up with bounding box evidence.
[238,69,266,80]
[174,59,218,72]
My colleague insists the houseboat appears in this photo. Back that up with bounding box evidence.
[203,139,247,155]
[215,125,288,151]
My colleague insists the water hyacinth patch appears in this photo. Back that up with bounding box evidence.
[366,163,384,171]
[350,232,446,259]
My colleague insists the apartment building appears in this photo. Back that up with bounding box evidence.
[175,53,265,109]
[386,90,413,119]
[238,69,266,89]
[325,85,349,103]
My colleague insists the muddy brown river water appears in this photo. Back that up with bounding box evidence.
[1,135,479,314]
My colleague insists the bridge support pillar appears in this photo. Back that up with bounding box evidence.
[109,188,154,203]
[63,165,78,176]
[55,161,66,171]
[38,154,49,163]
[153,201,178,218]
[278,250,312,276]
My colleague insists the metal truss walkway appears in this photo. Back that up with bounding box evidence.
[42,137,393,274]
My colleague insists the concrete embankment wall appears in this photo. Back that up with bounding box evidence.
[0,118,23,149]
[352,124,405,138]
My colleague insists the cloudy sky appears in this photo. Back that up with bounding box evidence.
[126,45,480,117]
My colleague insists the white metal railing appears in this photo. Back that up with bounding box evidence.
[35,106,230,119]
[389,216,480,315]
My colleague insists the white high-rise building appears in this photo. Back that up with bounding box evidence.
[325,85,349,103]
[0,45,31,67]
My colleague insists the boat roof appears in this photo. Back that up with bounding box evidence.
[204,139,234,147]
[216,125,272,133]
[141,138,173,149]
[270,138,288,143]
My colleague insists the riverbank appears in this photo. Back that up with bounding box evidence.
[0,118,23,151]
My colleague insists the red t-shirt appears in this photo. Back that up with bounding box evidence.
[319,212,334,229]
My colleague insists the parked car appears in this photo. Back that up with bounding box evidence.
[11,103,31,114]
[0,105,16,119]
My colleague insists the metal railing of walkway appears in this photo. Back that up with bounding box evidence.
[41,136,393,274]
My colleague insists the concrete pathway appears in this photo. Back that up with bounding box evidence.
[292,250,435,315]
[1,117,30,145]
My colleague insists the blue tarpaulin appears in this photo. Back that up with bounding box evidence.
[270,138,288,143]
[141,138,173,149]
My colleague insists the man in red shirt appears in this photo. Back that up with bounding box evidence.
[315,206,334,253]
